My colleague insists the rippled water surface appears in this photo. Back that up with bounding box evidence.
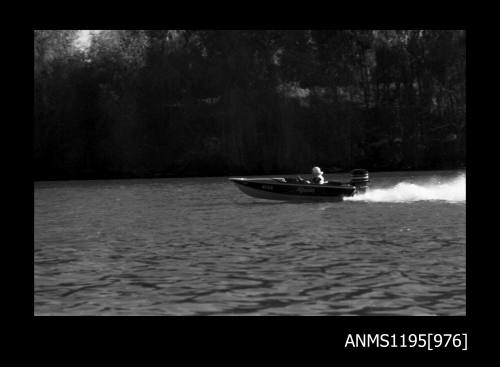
[34,170,466,315]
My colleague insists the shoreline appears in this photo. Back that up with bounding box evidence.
[34,167,466,183]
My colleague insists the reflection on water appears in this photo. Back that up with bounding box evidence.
[34,170,465,315]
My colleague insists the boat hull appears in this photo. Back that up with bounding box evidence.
[229,178,356,202]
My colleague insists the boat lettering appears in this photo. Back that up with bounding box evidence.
[262,185,274,190]
[297,187,315,193]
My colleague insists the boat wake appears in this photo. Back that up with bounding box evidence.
[346,174,466,203]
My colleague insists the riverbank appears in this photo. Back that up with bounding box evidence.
[34,164,466,182]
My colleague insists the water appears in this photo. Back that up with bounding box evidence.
[34,170,466,316]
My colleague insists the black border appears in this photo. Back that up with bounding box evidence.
[27,24,477,356]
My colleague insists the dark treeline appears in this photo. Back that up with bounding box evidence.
[34,30,465,180]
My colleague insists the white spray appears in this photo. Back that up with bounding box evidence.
[346,173,465,203]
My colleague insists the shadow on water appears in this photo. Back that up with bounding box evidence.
[234,199,347,206]
[234,201,290,206]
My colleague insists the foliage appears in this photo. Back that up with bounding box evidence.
[34,30,466,179]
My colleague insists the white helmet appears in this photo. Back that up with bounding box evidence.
[312,166,323,175]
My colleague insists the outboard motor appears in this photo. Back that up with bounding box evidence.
[349,169,369,193]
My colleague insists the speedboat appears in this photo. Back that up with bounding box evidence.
[229,169,369,202]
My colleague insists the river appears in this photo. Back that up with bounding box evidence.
[34,170,466,315]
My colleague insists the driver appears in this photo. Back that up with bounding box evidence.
[311,166,325,184]
[297,166,326,184]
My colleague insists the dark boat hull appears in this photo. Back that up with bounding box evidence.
[229,178,356,202]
